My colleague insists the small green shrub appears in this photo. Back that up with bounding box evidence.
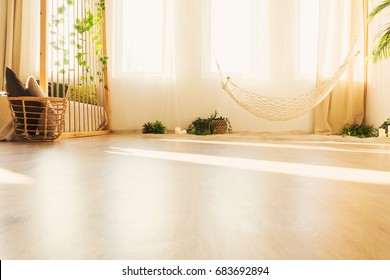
[187,118,212,135]
[339,123,378,138]
[142,120,166,134]
[187,111,233,135]
[379,117,390,134]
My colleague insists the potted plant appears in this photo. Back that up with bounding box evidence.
[338,123,378,138]
[369,1,390,62]
[142,120,167,134]
[379,117,390,134]
[187,111,232,135]
[209,110,232,134]
[187,118,212,135]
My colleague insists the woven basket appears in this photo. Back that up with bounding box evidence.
[211,119,228,134]
[8,96,67,141]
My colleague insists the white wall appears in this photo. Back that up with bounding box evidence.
[367,61,390,127]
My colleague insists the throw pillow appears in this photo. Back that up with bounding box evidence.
[5,67,28,97]
[26,76,46,97]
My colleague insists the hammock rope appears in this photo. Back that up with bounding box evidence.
[217,47,360,121]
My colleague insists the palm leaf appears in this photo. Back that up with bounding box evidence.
[369,0,390,62]
[369,0,390,22]
[371,24,390,62]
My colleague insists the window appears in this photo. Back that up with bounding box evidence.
[110,0,340,82]
[121,0,164,73]
[208,0,325,80]
[210,0,251,73]
[207,0,269,78]
[113,0,167,76]
[298,0,319,77]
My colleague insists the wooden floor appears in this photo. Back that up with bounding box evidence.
[1,133,390,259]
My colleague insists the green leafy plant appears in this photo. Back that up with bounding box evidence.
[49,0,108,82]
[142,120,167,134]
[73,0,107,82]
[187,111,232,135]
[369,0,390,62]
[187,118,212,135]
[379,117,390,134]
[339,123,378,138]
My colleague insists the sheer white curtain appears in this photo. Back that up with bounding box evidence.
[0,0,40,89]
[107,0,181,130]
[107,0,363,132]
[314,0,365,134]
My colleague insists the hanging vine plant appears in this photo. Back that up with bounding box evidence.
[49,0,108,83]
[73,0,108,82]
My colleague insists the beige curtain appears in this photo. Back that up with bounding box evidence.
[314,0,366,134]
[0,0,22,90]
[0,0,40,90]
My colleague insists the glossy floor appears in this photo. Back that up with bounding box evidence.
[1,133,390,259]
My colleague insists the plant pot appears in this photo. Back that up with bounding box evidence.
[211,119,228,134]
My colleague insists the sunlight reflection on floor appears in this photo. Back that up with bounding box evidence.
[0,167,33,185]
[106,147,390,185]
[158,139,390,155]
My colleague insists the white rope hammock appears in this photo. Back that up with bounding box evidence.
[218,47,360,121]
